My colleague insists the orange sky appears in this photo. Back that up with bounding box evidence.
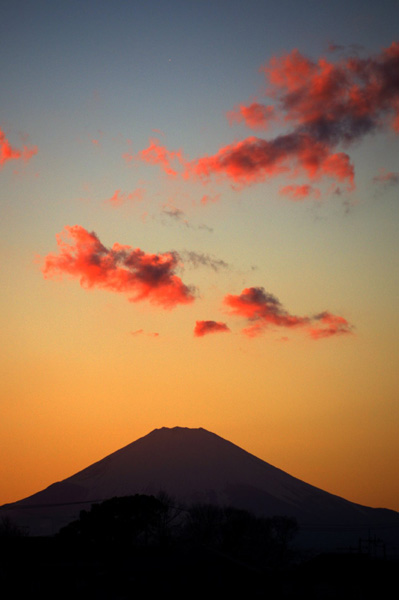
[1,1,398,513]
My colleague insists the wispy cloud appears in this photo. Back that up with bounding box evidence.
[105,188,145,206]
[182,250,229,272]
[160,205,213,232]
[42,226,196,309]
[194,320,230,337]
[224,286,353,340]
[161,206,189,226]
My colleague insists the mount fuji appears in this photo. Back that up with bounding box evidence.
[2,427,398,551]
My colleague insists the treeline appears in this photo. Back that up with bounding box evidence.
[1,496,297,598]
[57,494,298,568]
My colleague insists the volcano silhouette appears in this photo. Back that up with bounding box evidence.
[2,426,399,551]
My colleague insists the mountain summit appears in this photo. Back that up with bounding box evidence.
[2,426,398,550]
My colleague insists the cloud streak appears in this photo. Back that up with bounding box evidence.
[224,287,353,340]
[161,205,213,232]
[182,251,229,272]
[105,188,145,206]
[42,226,195,309]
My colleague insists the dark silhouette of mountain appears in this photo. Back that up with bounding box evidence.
[2,426,398,553]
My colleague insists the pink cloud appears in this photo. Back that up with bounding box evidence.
[224,287,353,340]
[194,320,230,337]
[42,226,195,309]
[0,128,37,167]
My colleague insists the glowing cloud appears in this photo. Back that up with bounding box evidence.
[42,226,195,309]
[224,287,353,340]
[0,128,37,167]
[194,320,230,337]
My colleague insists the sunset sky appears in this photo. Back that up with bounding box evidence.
[1,0,398,512]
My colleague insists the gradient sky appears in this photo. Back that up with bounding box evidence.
[1,0,398,512]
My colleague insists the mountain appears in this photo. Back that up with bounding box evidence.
[2,427,398,552]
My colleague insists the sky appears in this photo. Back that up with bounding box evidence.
[1,0,398,512]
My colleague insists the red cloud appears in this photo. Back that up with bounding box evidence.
[187,135,354,189]
[194,320,230,337]
[279,184,321,200]
[105,188,145,206]
[224,287,353,340]
[227,102,275,130]
[262,42,399,137]
[42,226,195,309]
[138,42,398,195]
[0,128,37,167]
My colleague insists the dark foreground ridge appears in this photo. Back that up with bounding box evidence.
[2,426,399,555]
